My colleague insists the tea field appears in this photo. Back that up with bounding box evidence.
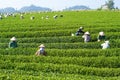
[0,10,120,80]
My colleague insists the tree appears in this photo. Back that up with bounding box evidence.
[106,0,115,10]
[115,7,119,10]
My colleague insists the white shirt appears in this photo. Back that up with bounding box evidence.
[40,47,44,51]
[82,35,90,42]
[101,43,109,49]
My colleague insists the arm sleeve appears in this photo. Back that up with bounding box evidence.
[9,42,11,48]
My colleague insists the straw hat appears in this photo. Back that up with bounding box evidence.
[105,40,109,43]
[99,31,104,36]
[85,31,90,35]
[80,27,83,29]
[71,33,75,36]
[39,44,45,48]
[10,37,16,41]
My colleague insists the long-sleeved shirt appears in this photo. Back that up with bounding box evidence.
[82,35,90,42]
[101,43,109,49]
[9,41,18,48]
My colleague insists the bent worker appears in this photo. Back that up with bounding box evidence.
[20,14,24,19]
[101,40,110,49]
[82,31,90,43]
[30,16,35,20]
[97,31,105,42]
[9,37,18,48]
[35,44,47,56]
[0,15,2,20]
[76,27,84,36]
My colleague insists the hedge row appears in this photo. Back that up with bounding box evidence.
[0,48,120,57]
[0,26,119,33]
[0,36,119,43]
[0,42,112,49]
[1,55,120,68]
[0,41,119,49]
[0,30,119,38]
[0,62,120,77]
[0,69,119,80]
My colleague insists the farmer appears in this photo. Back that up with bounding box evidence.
[101,40,110,49]
[35,44,47,56]
[97,31,105,42]
[30,16,35,20]
[0,15,2,20]
[9,37,18,48]
[82,31,90,43]
[60,14,63,17]
[20,14,24,19]
[76,27,84,36]
[46,16,49,19]
[53,14,58,19]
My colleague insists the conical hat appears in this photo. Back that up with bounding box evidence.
[99,31,104,35]
[85,31,90,35]
[71,33,75,36]
[105,40,109,43]
[80,27,83,29]
[39,44,45,47]
[10,37,16,41]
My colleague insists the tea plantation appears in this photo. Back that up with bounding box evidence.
[0,11,120,80]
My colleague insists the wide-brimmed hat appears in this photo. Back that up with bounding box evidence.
[39,44,45,48]
[99,31,104,35]
[10,37,16,41]
[80,27,83,29]
[71,33,75,36]
[105,40,109,43]
[85,31,90,35]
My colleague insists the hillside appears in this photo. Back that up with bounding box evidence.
[19,5,52,12]
[0,11,120,79]
[64,5,90,10]
[0,7,17,13]
[0,5,52,13]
